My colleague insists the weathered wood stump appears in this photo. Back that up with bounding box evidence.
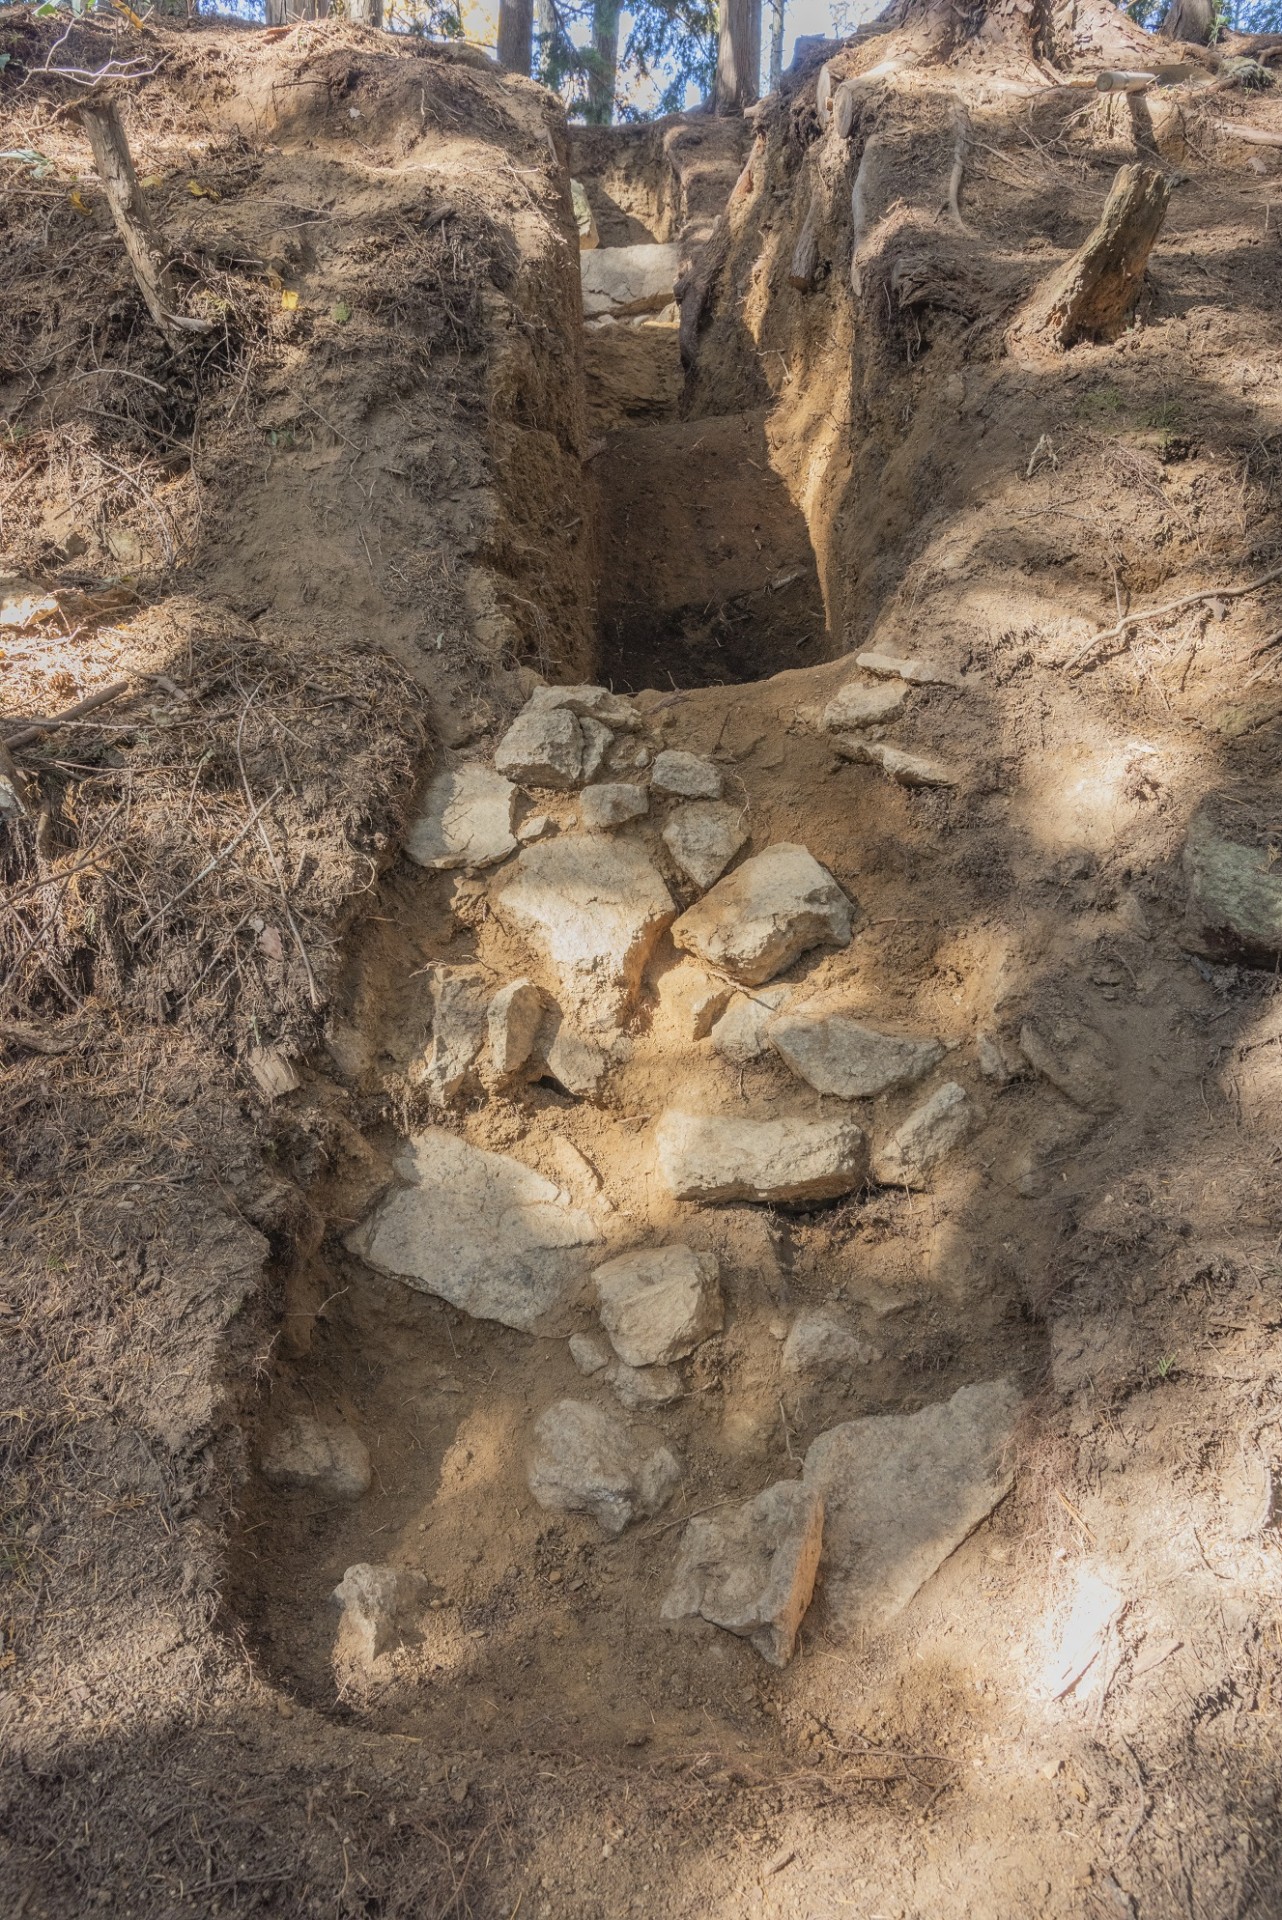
[1013,162,1170,348]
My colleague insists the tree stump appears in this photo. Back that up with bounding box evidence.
[80,102,212,348]
[1013,162,1170,348]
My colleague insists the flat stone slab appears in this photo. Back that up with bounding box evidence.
[671,843,852,986]
[661,1480,824,1667]
[593,1244,723,1366]
[662,801,749,890]
[493,835,675,1027]
[854,651,962,688]
[770,1006,944,1099]
[820,680,908,732]
[581,242,682,318]
[1183,803,1282,967]
[803,1379,1023,1632]
[835,739,959,788]
[871,1081,974,1188]
[656,1110,868,1204]
[261,1415,370,1498]
[528,1398,681,1534]
[406,761,517,871]
[347,1129,601,1332]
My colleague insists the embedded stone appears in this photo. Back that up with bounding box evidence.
[495,707,584,789]
[607,1360,684,1409]
[569,1330,612,1375]
[709,985,792,1064]
[406,760,517,870]
[517,812,556,843]
[593,1244,723,1367]
[854,651,962,687]
[782,1310,874,1377]
[527,1398,681,1534]
[542,1017,610,1100]
[770,1007,944,1099]
[579,716,614,783]
[415,963,489,1107]
[656,1110,868,1205]
[652,749,723,800]
[1183,804,1282,967]
[820,680,909,732]
[580,783,648,831]
[671,844,851,986]
[527,683,643,730]
[662,800,749,890]
[347,1129,601,1332]
[871,1081,974,1188]
[261,1416,371,1499]
[803,1380,1023,1631]
[580,242,682,318]
[835,738,959,788]
[486,978,546,1080]
[654,960,734,1042]
[1019,1018,1117,1113]
[661,1480,824,1667]
[493,835,675,1027]
[332,1563,429,1666]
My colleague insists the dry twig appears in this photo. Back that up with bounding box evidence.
[1069,562,1282,668]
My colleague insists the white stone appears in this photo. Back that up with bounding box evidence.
[652,749,723,799]
[406,761,517,870]
[854,651,962,687]
[493,836,675,1027]
[516,812,556,843]
[654,961,734,1042]
[656,1110,868,1205]
[710,984,792,1064]
[820,680,908,732]
[347,1129,601,1332]
[527,683,643,730]
[803,1380,1022,1632]
[494,708,584,789]
[782,1310,874,1377]
[542,1018,610,1100]
[671,844,851,986]
[661,1480,824,1667]
[872,1081,974,1188]
[835,738,959,788]
[527,1398,681,1534]
[415,964,489,1107]
[769,1007,944,1099]
[261,1416,371,1498]
[580,242,682,318]
[569,1330,612,1374]
[332,1563,429,1665]
[607,1360,684,1409]
[662,801,749,889]
[580,783,648,831]
[579,716,613,783]
[486,978,546,1080]
[593,1244,723,1367]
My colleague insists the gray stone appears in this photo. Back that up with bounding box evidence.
[835,738,959,788]
[976,1031,1020,1084]
[770,1007,944,1099]
[261,1415,371,1499]
[656,1110,868,1205]
[662,801,749,890]
[1183,805,1282,967]
[803,1379,1022,1632]
[516,812,556,843]
[580,242,682,318]
[672,844,851,986]
[542,1017,610,1100]
[1019,1018,1117,1113]
[661,1480,824,1667]
[527,1398,681,1534]
[872,1081,974,1188]
[486,978,546,1080]
[347,1129,601,1332]
[820,680,909,732]
[406,761,517,870]
[709,984,792,1064]
[332,1563,430,1665]
[605,735,652,775]
[579,715,614,783]
[415,964,490,1107]
[580,783,648,831]
[607,1360,684,1409]
[593,1244,723,1366]
[569,1330,612,1375]
[654,961,733,1042]
[527,683,643,731]
[652,749,723,800]
[854,651,962,688]
[493,835,675,1027]
[495,708,584,790]
[782,1311,874,1377]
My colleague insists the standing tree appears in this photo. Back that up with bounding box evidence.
[767,0,785,91]
[714,0,761,111]
[498,0,535,71]
[586,0,624,120]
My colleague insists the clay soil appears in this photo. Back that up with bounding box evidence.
[5,8,1282,1919]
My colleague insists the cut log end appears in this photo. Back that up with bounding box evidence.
[1013,162,1171,350]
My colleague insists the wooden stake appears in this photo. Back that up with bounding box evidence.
[79,101,211,348]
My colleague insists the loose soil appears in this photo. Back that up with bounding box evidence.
[5,9,1282,1920]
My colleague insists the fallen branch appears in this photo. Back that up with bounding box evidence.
[1208,118,1282,147]
[946,105,972,234]
[1069,561,1282,668]
[79,100,212,347]
[3,679,133,750]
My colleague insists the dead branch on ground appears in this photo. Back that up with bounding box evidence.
[946,106,972,233]
[4,679,133,751]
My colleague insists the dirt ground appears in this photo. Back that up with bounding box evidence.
[5,6,1282,1917]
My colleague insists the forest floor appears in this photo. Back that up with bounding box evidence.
[4,7,1282,1918]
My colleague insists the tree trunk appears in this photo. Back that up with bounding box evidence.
[586,0,621,123]
[1161,0,1217,44]
[497,0,533,74]
[265,0,330,20]
[714,0,761,114]
[1013,162,1170,348]
[348,0,384,22]
[80,102,209,349]
[767,0,784,93]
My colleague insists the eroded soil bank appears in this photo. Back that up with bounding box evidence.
[5,9,1282,1918]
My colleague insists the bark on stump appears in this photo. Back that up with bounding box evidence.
[1014,162,1170,348]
